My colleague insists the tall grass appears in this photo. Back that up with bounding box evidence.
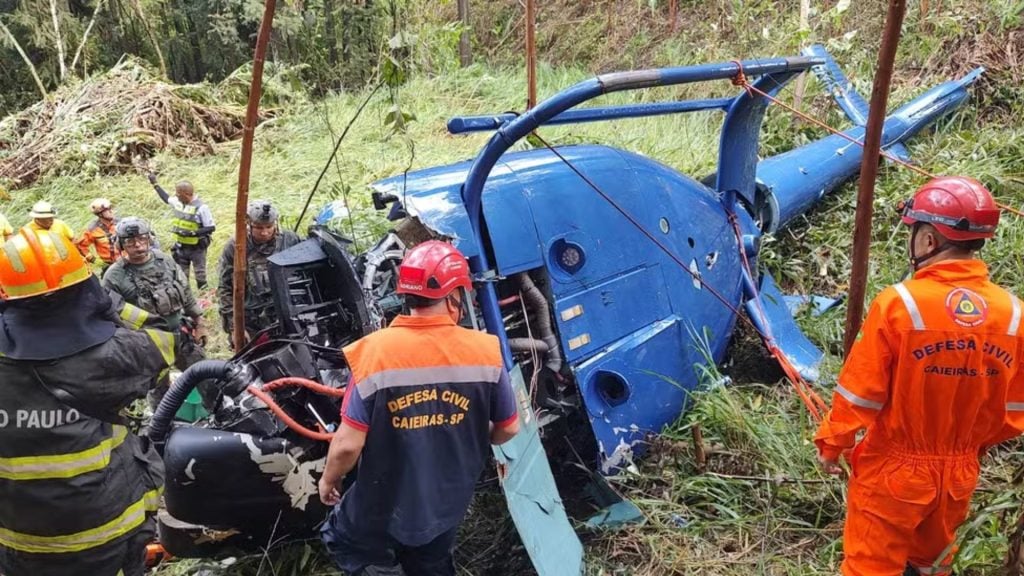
[7,0,1024,573]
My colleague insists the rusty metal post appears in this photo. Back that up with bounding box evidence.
[525,0,536,109]
[668,0,678,32]
[457,0,471,67]
[233,0,277,351]
[843,0,907,355]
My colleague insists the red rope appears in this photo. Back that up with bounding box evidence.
[531,130,828,422]
[728,211,828,422]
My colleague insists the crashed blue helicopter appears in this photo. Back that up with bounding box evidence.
[154,45,981,574]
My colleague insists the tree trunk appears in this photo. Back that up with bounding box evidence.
[457,0,471,67]
[49,0,67,80]
[0,20,48,98]
[324,0,337,66]
[130,0,167,77]
[70,0,109,74]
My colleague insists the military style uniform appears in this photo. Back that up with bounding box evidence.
[102,251,202,369]
[0,277,176,576]
[217,230,301,338]
[153,185,215,289]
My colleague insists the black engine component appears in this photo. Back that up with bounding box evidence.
[268,227,374,346]
[158,228,375,558]
[160,426,329,557]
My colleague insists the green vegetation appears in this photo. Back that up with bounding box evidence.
[3,0,1024,574]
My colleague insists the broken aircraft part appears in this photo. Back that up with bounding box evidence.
[153,46,980,575]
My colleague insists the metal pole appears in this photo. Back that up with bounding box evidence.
[842,0,907,355]
[233,0,277,352]
[792,0,811,114]
[525,0,536,109]
[457,0,471,67]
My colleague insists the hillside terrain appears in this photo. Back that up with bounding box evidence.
[2,1,1023,574]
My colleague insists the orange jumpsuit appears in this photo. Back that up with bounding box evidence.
[816,259,1024,575]
[76,218,120,264]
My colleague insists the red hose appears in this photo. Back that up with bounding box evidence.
[263,377,346,397]
[246,377,346,441]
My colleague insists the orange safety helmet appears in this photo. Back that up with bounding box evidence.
[0,226,92,300]
[900,176,1000,241]
[396,240,473,300]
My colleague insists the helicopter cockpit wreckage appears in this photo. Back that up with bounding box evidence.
[150,45,982,574]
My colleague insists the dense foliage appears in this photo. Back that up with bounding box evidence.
[0,0,388,116]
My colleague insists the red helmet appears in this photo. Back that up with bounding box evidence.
[900,176,1000,241]
[397,240,472,300]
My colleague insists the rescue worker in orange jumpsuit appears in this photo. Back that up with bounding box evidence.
[76,198,120,272]
[815,176,1024,576]
[318,240,520,576]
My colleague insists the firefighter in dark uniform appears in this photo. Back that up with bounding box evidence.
[148,174,216,289]
[0,226,176,576]
[102,217,205,370]
[217,199,300,347]
[319,240,521,576]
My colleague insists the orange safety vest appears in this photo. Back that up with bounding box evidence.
[76,219,120,264]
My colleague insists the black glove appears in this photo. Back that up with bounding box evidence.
[147,172,158,185]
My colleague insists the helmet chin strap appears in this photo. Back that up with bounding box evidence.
[446,291,464,323]
[909,224,954,271]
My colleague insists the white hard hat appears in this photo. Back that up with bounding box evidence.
[29,201,56,219]
[89,198,112,214]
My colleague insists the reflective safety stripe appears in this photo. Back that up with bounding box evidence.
[120,304,150,330]
[1009,296,1022,337]
[836,383,884,410]
[2,279,48,297]
[0,488,161,554]
[48,231,69,260]
[0,426,128,480]
[1007,402,1024,411]
[171,204,202,245]
[357,365,503,399]
[893,283,926,330]
[3,241,25,273]
[145,329,176,367]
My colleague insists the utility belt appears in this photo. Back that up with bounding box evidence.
[173,236,211,252]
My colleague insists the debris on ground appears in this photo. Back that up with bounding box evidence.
[0,57,277,190]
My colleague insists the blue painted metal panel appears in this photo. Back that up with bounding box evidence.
[554,265,672,362]
[716,70,802,209]
[573,317,696,472]
[493,365,584,575]
[757,65,983,232]
[744,273,824,382]
[369,160,545,274]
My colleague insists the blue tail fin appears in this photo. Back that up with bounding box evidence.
[803,44,912,163]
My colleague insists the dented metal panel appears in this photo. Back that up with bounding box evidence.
[493,365,584,575]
